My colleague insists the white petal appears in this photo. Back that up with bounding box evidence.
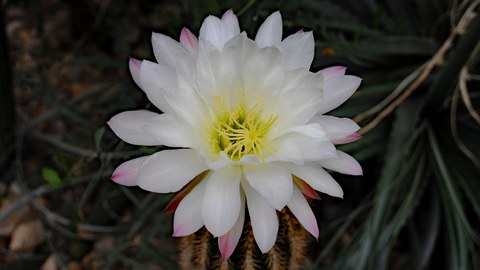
[287,163,343,198]
[111,156,149,186]
[267,137,304,164]
[221,10,240,36]
[243,46,285,99]
[310,115,360,141]
[255,11,282,48]
[202,167,242,237]
[318,75,362,114]
[151,32,188,68]
[282,123,326,139]
[242,180,278,253]
[137,149,208,193]
[143,113,196,148]
[299,138,337,161]
[318,151,363,176]
[139,60,176,113]
[173,180,207,236]
[274,86,323,128]
[129,58,142,88]
[287,185,319,238]
[107,110,159,146]
[278,31,314,70]
[243,164,293,210]
[199,15,232,50]
[179,27,198,53]
[218,193,245,260]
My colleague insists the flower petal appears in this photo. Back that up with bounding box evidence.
[143,113,197,148]
[218,193,245,261]
[287,185,319,238]
[318,66,346,80]
[139,60,176,113]
[180,27,199,53]
[164,172,207,213]
[318,150,363,176]
[277,31,314,70]
[202,167,242,237]
[242,180,278,253]
[137,149,208,193]
[199,15,233,50]
[287,163,343,198]
[243,163,293,210]
[129,58,142,88]
[310,115,360,141]
[221,10,240,36]
[111,156,149,186]
[318,75,362,114]
[173,179,207,237]
[255,11,282,48]
[293,176,321,200]
[332,133,362,144]
[151,32,188,68]
[107,110,160,146]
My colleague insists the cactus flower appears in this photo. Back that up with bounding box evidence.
[108,10,362,260]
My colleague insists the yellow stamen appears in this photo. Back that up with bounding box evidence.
[209,101,277,161]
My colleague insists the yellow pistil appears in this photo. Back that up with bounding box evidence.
[210,103,277,161]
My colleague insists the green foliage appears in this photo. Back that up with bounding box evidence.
[42,167,64,187]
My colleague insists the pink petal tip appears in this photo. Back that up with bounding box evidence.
[333,133,362,144]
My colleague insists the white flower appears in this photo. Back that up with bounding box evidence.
[108,10,362,259]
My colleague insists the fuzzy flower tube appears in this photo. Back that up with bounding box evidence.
[108,10,362,260]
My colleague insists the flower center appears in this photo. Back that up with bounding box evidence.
[210,104,277,161]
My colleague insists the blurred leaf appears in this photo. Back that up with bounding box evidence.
[42,167,63,187]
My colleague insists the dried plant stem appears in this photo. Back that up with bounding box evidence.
[450,77,480,171]
[358,1,479,134]
[459,67,480,124]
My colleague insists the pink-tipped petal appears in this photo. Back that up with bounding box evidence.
[310,115,361,142]
[287,185,319,238]
[318,150,363,176]
[128,57,142,88]
[296,28,304,33]
[318,66,347,80]
[180,27,199,53]
[218,193,245,261]
[293,176,321,200]
[221,10,240,36]
[111,156,149,186]
[332,133,362,144]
